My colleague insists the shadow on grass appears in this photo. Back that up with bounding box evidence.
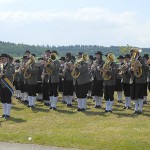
[5,117,27,123]
[11,106,25,111]
[31,107,50,113]
[56,109,76,114]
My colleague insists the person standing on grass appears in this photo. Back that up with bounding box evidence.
[0,53,15,118]
[91,51,104,109]
[130,49,149,114]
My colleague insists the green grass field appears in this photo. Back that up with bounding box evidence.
[0,93,150,150]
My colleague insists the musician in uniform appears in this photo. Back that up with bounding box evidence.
[91,51,104,108]
[130,49,149,114]
[122,54,131,109]
[48,51,61,110]
[0,53,15,118]
[115,55,124,103]
[63,52,74,107]
[73,53,90,111]
[25,54,37,108]
[102,52,117,113]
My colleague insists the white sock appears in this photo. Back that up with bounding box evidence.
[2,103,7,115]
[134,100,138,111]
[77,98,82,109]
[21,93,24,101]
[109,101,114,111]
[125,97,128,107]
[144,96,147,101]
[24,92,28,101]
[15,90,19,97]
[73,92,76,100]
[50,96,54,107]
[37,93,43,100]
[127,97,131,107]
[98,97,102,106]
[117,92,122,101]
[106,101,110,111]
[68,96,73,104]
[6,103,12,116]
[32,96,36,106]
[82,98,87,109]
[53,96,58,108]
[28,96,32,106]
[94,96,98,106]
[63,96,67,102]
[138,99,143,112]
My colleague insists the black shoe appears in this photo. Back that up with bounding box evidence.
[77,108,82,111]
[127,106,131,109]
[62,101,67,104]
[5,115,10,118]
[31,105,35,108]
[81,108,86,111]
[67,104,72,107]
[52,107,57,110]
[2,114,5,118]
[118,100,122,103]
[94,105,98,108]
[109,110,112,113]
[138,111,142,114]
[28,105,32,108]
[133,111,138,114]
[143,101,147,104]
[105,110,109,113]
[123,106,127,109]
[44,103,50,106]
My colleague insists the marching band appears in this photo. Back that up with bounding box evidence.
[0,48,150,118]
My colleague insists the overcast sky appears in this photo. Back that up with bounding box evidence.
[0,0,150,47]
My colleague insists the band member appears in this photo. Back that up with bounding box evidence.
[73,53,90,111]
[63,53,74,107]
[122,54,131,109]
[143,54,149,104]
[25,54,37,108]
[48,51,61,110]
[115,55,124,103]
[13,59,21,99]
[130,49,149,114]
[36,58,44,101]
[91,51,104,108]
[102,52,117,113]
[87,55,94,99]
[59,57,66,104]
[0,53,15,118]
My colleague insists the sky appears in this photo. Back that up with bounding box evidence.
[0,0,150,47]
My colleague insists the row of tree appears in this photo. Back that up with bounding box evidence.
[0,41,149,58]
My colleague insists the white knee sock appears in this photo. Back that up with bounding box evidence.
[2,103,7,115]
[67,96,73,104]
[28,96,32,106]
[109,101,114,111]
[82,98,87,109]
[125,97,128,107]
[88,90,91,96]
[134,100,138,111]
[50,96,54,107]
[138,99,143,112]
[127,97,131,107]
[94,96,98,106]
[32,96,36,106]
[117,92,122,101]
[98,97,102,106]
[106,101,110,111]
[77,98,82,109]
[6,103,12,116]
[53,96,58,108]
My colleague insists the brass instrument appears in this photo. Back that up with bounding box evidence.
[71,53,88,79]
[147,59,150,68]
[118,62,128,76]
[45,52,57,75]
[130,49,142,77]
[23,55,36,79]
[102,53,115,80]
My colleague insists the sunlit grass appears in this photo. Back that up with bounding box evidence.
[0,92,150,150]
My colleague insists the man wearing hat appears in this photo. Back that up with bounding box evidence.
[62,53,74,107]
[76,52,83,60]
[115,55,124,103]
[0,53,15,118]
[122,54,132,109]
[91,51,104,108]
[130,49,149,114]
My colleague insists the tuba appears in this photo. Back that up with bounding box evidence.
[131,49,142,78]
[45,52,57,75]
[102,53,115,80]
[23,54,35,79]
[71,53,88,79]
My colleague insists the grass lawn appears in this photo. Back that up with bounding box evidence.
[0,93,150,150]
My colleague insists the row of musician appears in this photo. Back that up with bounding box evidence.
[0,49,150,118]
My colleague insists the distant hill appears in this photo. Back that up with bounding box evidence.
[0,41,149,57]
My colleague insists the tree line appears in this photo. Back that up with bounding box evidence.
[0,41,149,58]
